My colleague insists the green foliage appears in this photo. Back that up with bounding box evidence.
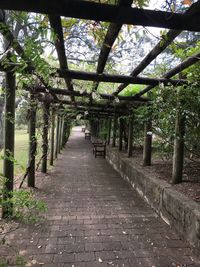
[0,175,47,223]
[15,255,27,267]
[11,189,47,223]
[119,84,145,96]
[0,259,7,267]
[0,254,27,267]
[99,121,108,140]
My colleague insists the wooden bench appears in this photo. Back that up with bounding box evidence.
[85,132,91,140]
[92,140,106,158]
[81,127,86,132]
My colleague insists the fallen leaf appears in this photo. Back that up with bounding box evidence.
[98,258,103,263]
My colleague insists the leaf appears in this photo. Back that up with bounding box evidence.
[98,258,103,263]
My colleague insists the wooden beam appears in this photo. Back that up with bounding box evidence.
[61,118,68,148]
[38,96,129,113]
[119,118,123,151]
[133,51,200,98]
[127,115,133,157]
[107,118,112,145]
[48,15,75,101]
[170,91,185,184]
[41,102,50,173]
[28,86,148,102]
[93,0,133,91]
[1,0,200,31]
[112,113,117,147]
[55,114,60,159]
[45,98,128,110]
[143,121,152,166]
[58,116,62,153]
[2,71,16,218]
[28,93,37,187]
[58,69,188,86]
[50,107,55,166]
[114,1,200,95]
[66,106,126,115]
[164,52,200,79]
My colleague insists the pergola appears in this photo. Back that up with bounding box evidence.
[0,0,200,217]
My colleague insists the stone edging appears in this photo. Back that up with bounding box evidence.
[106,146,200,251]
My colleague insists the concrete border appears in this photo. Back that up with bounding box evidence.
[106,146,200,251]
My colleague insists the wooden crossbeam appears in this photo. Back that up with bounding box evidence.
[48,98,129,110]
[26,86,148,102]
[0,60,186,88]
[48,15,75,102]
[92,0,133,92]
[114,1,200,95]
[132,51,200,98]
[1,0,200,31]
[58,69,187,86]
[66,107,128,116]
[67,106,117,114]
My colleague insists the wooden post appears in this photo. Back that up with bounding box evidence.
[2,71,16,218]
[107,118,112,145]
[128,115,133,157]
[143,120,152,166]
[112,113,117,147]
[65,124,70,144]
[61,116,65,149]
[171,92,185,184]
[41,102,49,173]
[58,116,63,153]
[62,117,68,148]
[55,114,60,159]
[50,107,55,166]
[28,93,37,187]
[119,118,123,151]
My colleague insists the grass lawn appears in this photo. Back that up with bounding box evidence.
[0,129,42,176]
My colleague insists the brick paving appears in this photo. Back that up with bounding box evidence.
[1,127,200,267]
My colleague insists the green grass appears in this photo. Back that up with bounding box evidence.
[0,129,42,176]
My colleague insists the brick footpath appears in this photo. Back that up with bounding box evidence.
[1,127,200,267]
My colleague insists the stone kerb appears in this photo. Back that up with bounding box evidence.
[106,146,200,251]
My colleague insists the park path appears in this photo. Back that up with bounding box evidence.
[1,127,199,267]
